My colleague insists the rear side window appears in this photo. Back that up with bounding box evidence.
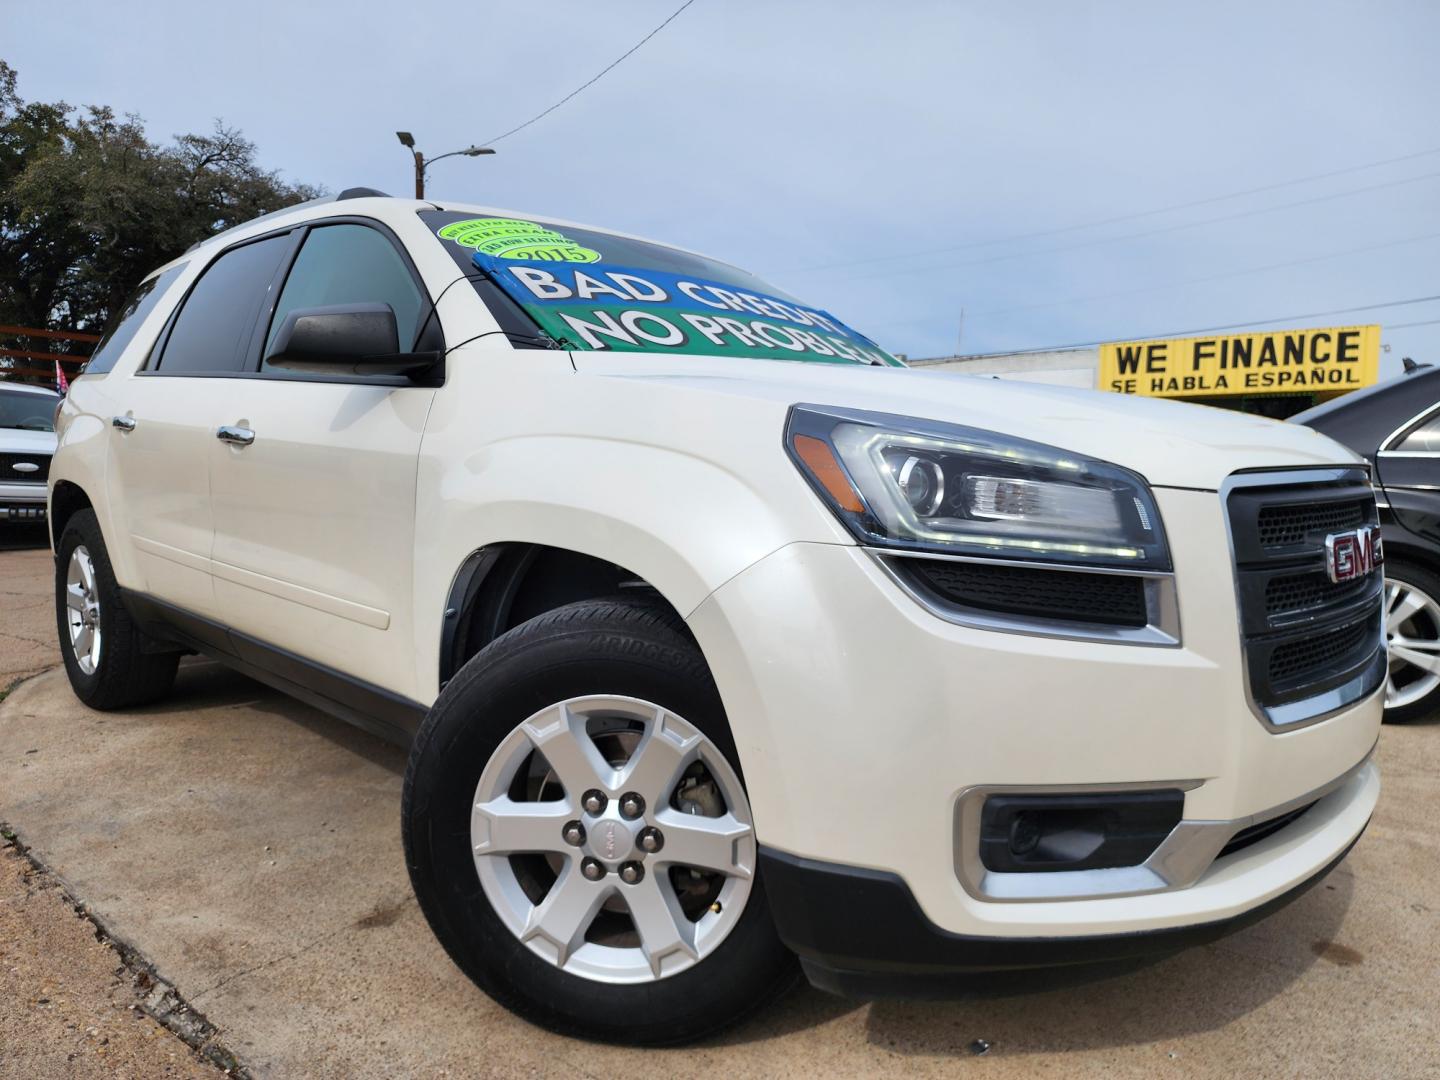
[262,224,425,369]
[155,235,292,374]
[85,265,186,375]
[1395,413,1440,453]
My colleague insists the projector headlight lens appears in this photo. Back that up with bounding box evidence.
[785,405,1170,570]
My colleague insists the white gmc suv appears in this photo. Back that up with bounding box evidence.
[48,192,1384,1044]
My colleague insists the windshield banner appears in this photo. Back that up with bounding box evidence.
[470,253,902,366]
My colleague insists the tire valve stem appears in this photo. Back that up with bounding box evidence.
[709,901,722,914]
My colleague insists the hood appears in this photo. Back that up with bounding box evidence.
[0,427,57,456]
[571,354,1362,490]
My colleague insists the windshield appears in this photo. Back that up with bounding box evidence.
[0,388,56,432]
[422,210,902,367]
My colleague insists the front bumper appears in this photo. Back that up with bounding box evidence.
[686,486,1383,949]
[762,811,1368,997]
[0,481,47,521]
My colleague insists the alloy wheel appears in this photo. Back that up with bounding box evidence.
[1385,576,1440,711]
[64,544,102,675]
[471,695,756,984]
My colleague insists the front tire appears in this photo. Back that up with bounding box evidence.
[402,597,796,1044]
[54,509,179,709]
[1384,558,1440,723]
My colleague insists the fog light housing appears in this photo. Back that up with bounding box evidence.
[979,791,1184,873]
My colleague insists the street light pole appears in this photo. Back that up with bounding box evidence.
[396,132,496,200]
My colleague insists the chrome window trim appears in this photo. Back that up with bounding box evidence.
[867,548,1181,647]
[1219,467,1387,733]
[1379,399,1440,454]
[952,749,1374,903]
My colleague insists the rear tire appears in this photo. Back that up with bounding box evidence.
[54,509,179,709]
[402,596,797,1044]
[1383,558,1440,723]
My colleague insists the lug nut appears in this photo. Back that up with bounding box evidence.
[619,792,645,819]
[562,821,586,847]
[580,857,606,881]
[582,790,607,815]
[638,827,664,853]
[618,861,645,885]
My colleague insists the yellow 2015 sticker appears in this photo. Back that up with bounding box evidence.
[438,218,600,263]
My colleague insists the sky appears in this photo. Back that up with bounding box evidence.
[5,0,1437,377]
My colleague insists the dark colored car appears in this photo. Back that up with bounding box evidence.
[1293,363,1440,721]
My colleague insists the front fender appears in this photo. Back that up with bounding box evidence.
[412,431,847,701]
[48,380,118,563]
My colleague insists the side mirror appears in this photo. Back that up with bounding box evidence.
[264,303,440,377]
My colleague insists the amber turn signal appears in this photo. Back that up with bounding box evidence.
[792,434,865,514]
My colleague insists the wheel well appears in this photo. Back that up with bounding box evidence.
[1384,540,1440,578]
[49,481,93,549]
[440,544,688,687]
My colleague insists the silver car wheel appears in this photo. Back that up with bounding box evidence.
[1385,576,1440,711]
[471,695,755,984]
[64,545,103,676]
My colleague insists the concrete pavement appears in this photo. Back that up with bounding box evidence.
[0,522,56,697]
[1,541,1437,1078]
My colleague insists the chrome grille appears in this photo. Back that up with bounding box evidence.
[0,451,51,483]
[1226,469,1385,729]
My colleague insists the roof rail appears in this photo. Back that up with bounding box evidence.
[183,194,338,253]
[337,187,391,200]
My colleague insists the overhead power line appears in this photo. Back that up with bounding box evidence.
[1150,295,1440,335]
[931,294,1440,357]
[972,230,1440,321]
[775,143,1440,275]
[800,169,1440,286]
[485,0,698,146]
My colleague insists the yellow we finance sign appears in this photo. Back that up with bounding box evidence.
[1099,325,1381,398]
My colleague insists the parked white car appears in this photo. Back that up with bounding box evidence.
[1,382,59,523]
[48,192,1384,1043]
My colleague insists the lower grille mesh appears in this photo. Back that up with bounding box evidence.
[1268,617,1372,686]
[1219,801,1318,859]
[905,560,1149,628]
[1264,570,1371,618]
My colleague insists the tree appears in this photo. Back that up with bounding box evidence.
[0,60,321,341]
[0,61,79,334]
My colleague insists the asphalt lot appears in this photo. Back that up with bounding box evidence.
[1,535,1438,1078]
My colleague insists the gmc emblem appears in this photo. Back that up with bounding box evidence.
[1324,525,1382,584]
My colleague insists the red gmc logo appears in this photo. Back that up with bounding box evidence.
[1325,526,1382,584]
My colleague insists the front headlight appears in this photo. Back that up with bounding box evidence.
[786,404,1170,570]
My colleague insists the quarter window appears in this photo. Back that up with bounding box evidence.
[86,265,185,375]
[156,235,292,374]
[1395,413,1440,453]
[263,224,425,371]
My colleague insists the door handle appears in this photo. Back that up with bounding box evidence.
[111,415,136,432]
[216,425,255,446]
